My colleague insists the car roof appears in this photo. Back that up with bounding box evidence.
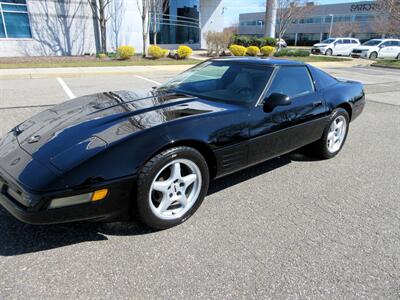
[211,57,305,66]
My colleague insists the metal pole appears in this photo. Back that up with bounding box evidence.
[264,0,276,38]
[329,14,334,38]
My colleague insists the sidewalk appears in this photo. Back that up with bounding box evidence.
[0,58,373,80]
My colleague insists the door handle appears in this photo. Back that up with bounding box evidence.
[313,100,323,107]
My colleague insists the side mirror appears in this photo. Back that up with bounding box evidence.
[263,93,291,112]
[379,45,385,49]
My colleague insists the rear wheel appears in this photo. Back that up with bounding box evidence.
[136,147,209,229]
[313,108,350,159]
[369,52,378,60]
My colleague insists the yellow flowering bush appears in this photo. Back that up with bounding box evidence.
[177,45,193,59]
[246,46,260,56]
[148,45,163,59]
[117,45,135,60]
[260,46,275,56]
[229,44,247,56]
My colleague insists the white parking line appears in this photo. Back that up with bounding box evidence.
[57,77,76,99]
[135,75,161,86]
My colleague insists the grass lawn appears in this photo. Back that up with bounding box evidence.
[0,57,200,69]
[372,59,400,68]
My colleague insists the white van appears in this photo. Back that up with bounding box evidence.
[311,38,360,56]
[351,39,400,59]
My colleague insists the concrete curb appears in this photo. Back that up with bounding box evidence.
[370,64,400,70]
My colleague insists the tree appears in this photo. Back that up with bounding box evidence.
[88,0,113,53]
[374,0,400,36]
[272,0,314,45]
[331,22,360,37]
[110,0,126,49]
[150,0,169,45]
[137,0,151,57]
[204,31,233,56]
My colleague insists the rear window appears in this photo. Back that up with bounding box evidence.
[308,66,338,89]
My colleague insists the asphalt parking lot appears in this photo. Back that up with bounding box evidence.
[0,66,399,299]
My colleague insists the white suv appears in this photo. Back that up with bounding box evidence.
[351,39,400,59]
[311,38,360,56]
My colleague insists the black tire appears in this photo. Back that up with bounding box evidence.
[313,108,350,159]
[136,146,209,229]
[369,52,378,60]
[325,49,333,56]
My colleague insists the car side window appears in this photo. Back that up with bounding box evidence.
[267,66,315,99]
[335,39,343,45]
[351,40,358,44]
[343,39,351,44]
[381,41,391,47]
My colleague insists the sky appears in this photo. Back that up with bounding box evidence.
[223,0,369,27]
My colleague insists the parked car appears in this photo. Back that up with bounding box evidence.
[311,38,360,56]
[0,58,365,229]
[351,39,400,59]
[276,38,287,48]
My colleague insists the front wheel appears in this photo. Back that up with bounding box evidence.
[136,147,209,229]
[325,49,333,56]
[313,108,350,159]
[369,52,378,60]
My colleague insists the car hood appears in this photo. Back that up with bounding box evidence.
[313,43,329,47]
[353,46,374,51]
[14,90,226,172]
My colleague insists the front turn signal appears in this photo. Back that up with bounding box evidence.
[91,189,108,202]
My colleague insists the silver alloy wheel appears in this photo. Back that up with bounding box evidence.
[149,159,202,220]
[327,115,347,153]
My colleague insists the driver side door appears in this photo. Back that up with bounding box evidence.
[248,66,329,165]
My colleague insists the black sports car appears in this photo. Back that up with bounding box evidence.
[0,58,365,229]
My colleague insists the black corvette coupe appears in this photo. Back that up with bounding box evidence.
[0,58,365,229]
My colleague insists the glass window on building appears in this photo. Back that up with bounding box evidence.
[151,0,200,45]
[355,14,374,22]
[0,0,31,38]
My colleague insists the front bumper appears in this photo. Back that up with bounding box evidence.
[351,51,369,59]
[0,173,133,225]
[311,48,325,55]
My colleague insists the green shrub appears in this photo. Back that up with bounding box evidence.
[293,49,310,57]
[97,53,107,59]
[260,46,275,56]
[273,49,310,57]
[231,35,253,47]
[177,45,193,58]
[148,45,163,59]
[231,35,277,48]
[255,37,277,47]
[117,45,135,60]
[246,46,260,56]
[229,44,247,56]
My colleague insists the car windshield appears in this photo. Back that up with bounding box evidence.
[363,39,382,46]
[159,61,274,104]
[320,38,336,44]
